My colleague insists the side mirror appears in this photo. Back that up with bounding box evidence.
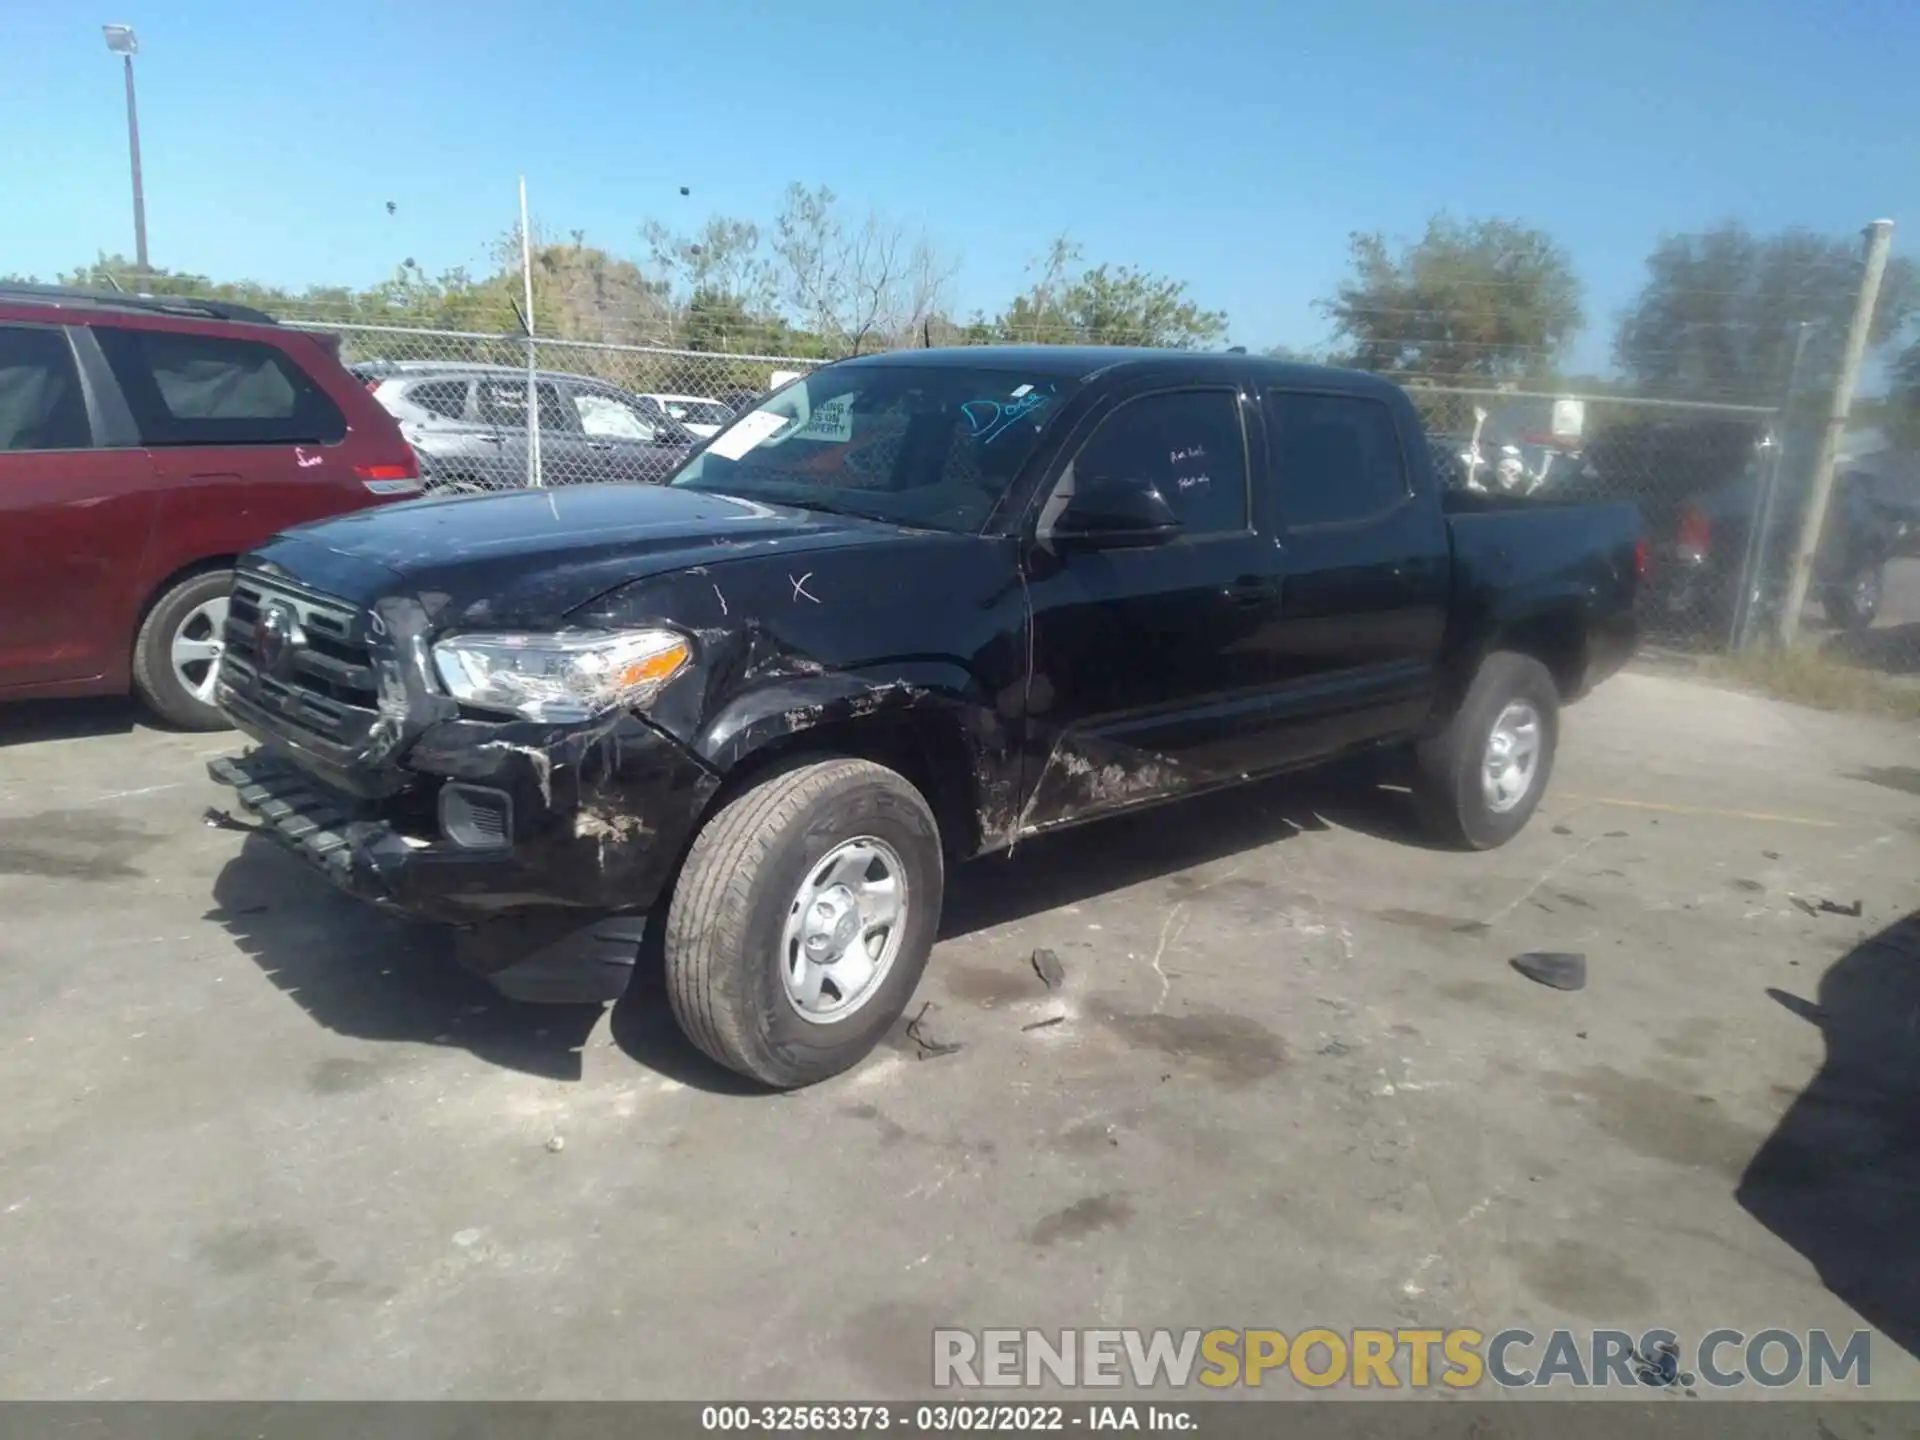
[1045,475,1182,550]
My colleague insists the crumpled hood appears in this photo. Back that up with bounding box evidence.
[243,483,909,629]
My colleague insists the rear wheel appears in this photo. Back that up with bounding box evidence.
[664,758,943,1088]
[1414,651,1559,850]
[131,569,235,731]
[1824,564,1883,632]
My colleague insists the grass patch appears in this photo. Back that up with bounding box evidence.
[1708,645,1920,721]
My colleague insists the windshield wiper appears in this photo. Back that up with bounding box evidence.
[763,494,899,525]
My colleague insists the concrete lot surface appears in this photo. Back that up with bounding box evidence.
[0,670,1915,1401]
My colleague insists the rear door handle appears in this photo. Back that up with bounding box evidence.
[1224,577,1279,607]
[477,433,505,445]
[587,442,616,452]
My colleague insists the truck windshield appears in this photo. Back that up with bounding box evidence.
[669,365,1078,532]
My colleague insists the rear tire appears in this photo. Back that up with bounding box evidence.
[1824,564,1883,632]
[132,569,235,732]
[1414,651,1559,850]
[664,758,943,1088]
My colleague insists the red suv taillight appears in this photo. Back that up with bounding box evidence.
[355,452,422,496]
[1676,506,1711,564]
[1634,535,1649,579]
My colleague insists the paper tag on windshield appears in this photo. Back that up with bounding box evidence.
[1010,384,1033,398]
[707,410,789,460]
[792,394,854,443]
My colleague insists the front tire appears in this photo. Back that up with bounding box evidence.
[1414,651,1559,850]
[664,758,943,1088]
[132,569,235,731]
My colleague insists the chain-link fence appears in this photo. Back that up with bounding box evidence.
[290,318,1919,672]
[292,321,821,493]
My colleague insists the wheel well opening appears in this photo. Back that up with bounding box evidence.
[135,556,238,635]
[1499,614,1587,698]
[697,711,981,863]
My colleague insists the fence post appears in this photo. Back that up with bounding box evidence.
[519,176,543,489]
[1778,219,1894,644]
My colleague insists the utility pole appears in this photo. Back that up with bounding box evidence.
[1778,219,1894,644]
[102,25,148,273]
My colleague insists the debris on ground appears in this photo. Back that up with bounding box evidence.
[1551,824,1573,836]
[905,1002,962,1059]
[545,1136,565,1154]
[1511,952,1587,992]
[201,807,253,832]
[1021,1016,1065,1033]
[1763,850,1781,860]
[1788,896,1821,917]
[1816,898,1864,918]
[1318,1039,1353,1057]
[1031,947,1065,991]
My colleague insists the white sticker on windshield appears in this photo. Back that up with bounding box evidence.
[1010,384,1033,398]
[707,410,790,460]
[791,393,855,443]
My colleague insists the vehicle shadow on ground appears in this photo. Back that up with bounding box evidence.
[0,697,146,748]
[209,836,606,1083]
[939,762,1427,940]
[1737,908,1920,1359]
[1823,622,1920,677]
[205,764,1431,1093]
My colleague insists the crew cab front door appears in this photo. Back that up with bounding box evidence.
[1019,384,1291,830]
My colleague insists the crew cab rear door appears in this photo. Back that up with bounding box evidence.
[1255,385,1450,763]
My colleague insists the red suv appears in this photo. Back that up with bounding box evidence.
[0,284,422,730]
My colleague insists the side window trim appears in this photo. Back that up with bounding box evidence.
[1262,386,1415,533]
[1043,383,1255,541]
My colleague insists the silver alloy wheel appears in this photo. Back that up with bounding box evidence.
[1482,700,1542,814]
[1854,569,1882,613]
[170,596,229,705]
[780,837,908,1024]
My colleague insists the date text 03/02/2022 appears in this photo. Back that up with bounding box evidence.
[699,1403,1196,1432]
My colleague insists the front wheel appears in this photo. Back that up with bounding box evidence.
[1413,651,1559,850]
[131,569,236,731]
[664,758,943,1088]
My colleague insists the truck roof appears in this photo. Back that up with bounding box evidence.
[833,344,1406,399]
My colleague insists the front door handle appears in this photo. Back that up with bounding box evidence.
[1224,576,1279,607]
[587,442,616,452]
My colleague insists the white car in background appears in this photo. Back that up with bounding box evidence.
[639,393,737,439]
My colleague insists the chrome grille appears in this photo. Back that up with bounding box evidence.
[221,577,380,746]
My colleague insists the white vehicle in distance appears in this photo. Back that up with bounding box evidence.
[638,393,737,439]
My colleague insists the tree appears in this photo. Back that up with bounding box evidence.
[770,183,955,356]
[1614,223,1917,406]
[991,237,1228,348]
[1320,217,1582,383]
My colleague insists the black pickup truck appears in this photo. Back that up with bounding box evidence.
[207,347,1640,1088]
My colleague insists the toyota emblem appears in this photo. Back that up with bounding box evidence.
[256,600,306,679]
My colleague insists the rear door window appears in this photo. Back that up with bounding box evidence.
[1262,391,1410,527]
[0,325,92,452]
[478,380,571,431]
[95,327,346,446]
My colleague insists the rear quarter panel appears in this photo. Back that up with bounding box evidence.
[1441,496,1642,709]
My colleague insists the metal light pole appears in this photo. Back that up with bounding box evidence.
[1778,219,1894,644]
[102,24,148,274]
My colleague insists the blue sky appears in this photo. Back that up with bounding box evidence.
[2,0,1915,372]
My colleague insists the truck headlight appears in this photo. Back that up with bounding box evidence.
[431,629,691,723]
